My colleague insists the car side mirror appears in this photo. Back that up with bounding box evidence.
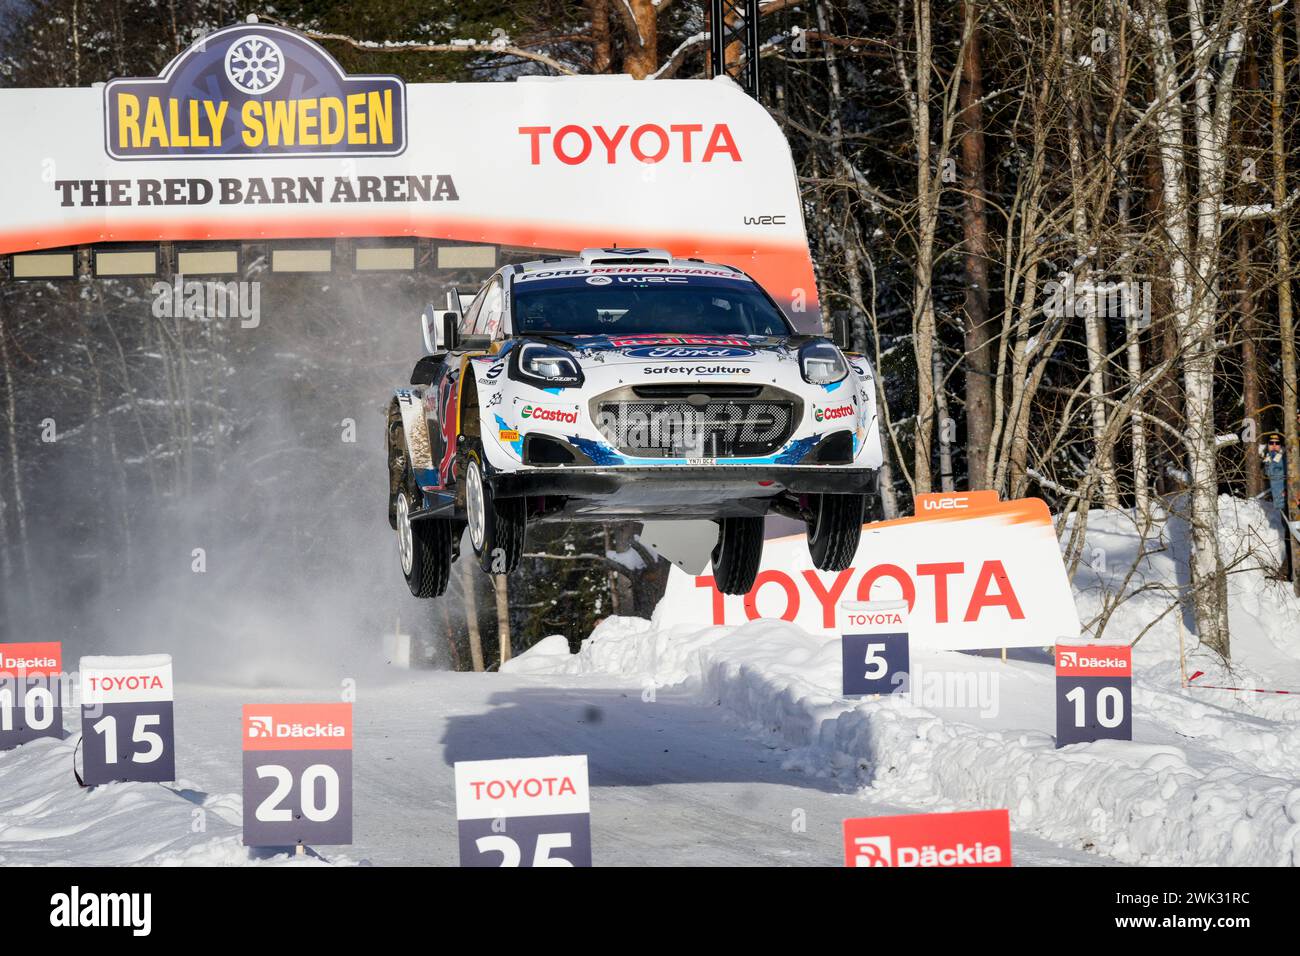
[441,311,460,351]
[422,309,461,353]
[832,314,853,351]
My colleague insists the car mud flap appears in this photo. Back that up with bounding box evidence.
[396,389,435,473]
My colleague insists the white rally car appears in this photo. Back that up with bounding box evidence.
[386,248,882,598]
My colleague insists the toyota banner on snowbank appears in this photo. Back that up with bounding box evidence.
[657,495,1082,650]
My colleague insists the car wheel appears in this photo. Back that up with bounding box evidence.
[396,468,452,598]
[464,445,526,574]
[711,516,765,595]
[806,493,866,572]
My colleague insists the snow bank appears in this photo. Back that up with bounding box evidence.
[1070,497,1300,717]
[507,499,1300,866]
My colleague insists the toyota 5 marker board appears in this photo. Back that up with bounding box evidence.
[838,599,909,696]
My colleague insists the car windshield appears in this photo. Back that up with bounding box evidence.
[511,272,792,337]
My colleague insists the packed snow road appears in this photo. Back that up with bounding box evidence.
[0,671,1098,867]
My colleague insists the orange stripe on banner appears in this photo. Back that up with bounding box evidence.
[864,497,1052,532]
[766,497,1052,546]
[0,216,819,308]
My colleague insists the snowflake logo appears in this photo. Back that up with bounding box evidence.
[224,35,284,95]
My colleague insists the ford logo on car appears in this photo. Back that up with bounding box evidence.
[624,346,755,359]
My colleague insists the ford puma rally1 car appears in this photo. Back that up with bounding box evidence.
[386,248,882,598]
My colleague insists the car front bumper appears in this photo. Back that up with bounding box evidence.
[490,465,879,499]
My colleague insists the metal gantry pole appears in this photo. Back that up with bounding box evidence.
[709,0,761,98]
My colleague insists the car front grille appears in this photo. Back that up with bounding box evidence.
[593,388,798,459]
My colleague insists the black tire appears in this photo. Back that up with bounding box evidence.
[396,468,453,598]
[806,493,866,572]
[711,516,765,595]
[463,444,526,574]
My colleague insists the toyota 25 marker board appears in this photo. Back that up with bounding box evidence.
[454,755,592,867]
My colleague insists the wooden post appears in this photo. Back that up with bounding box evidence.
[494,574,512,665]
[461,558,485,672]
[1177,604,1188,688]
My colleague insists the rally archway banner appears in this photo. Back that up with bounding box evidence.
[0,22,821,327]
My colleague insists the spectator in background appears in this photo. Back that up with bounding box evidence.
[1262,432,1294,578]
[1262,433,1287,513]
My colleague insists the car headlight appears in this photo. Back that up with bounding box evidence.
[800,341,849,385]
[510,341,584,388]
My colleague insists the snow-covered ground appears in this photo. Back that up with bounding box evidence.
[505,498,1300,866]
[0,674,1097,866]
[1,498,1296,865]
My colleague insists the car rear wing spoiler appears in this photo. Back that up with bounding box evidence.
[420,290,479,354]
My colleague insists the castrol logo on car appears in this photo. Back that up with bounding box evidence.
[521,404,578,424]
[814,403,854,423]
